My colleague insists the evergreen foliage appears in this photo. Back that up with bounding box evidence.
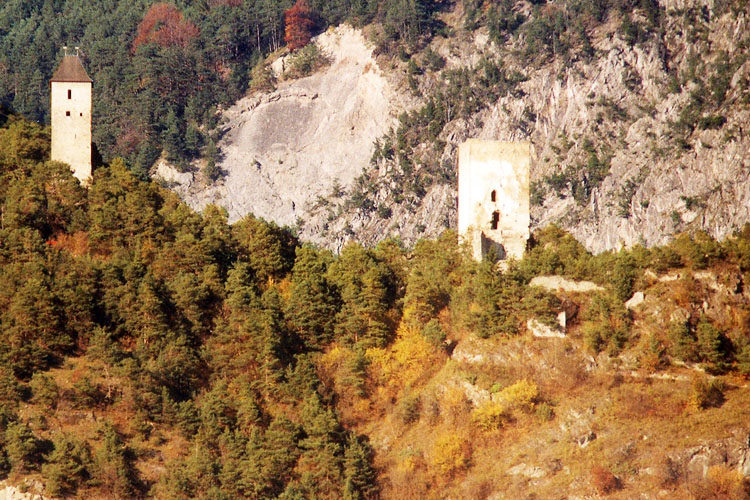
[0,0,446,173]
[1,113,750,497]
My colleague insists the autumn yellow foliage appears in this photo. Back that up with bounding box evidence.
[702,465,747,497]
[495,379,539,412]
[366,322,439,392]
[430,432,470,476]
[319,344,350,374]
[471,402,507,432]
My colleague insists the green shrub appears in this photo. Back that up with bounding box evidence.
[520,224,593,279]
[407,59,421,75]
[582,294,631,355]
[639,334,668,371]
[582,321,608,353]
[669,232,723,270]
[249,56,276,93]
[398,394,421,424]
[5,422,44,472]
[612,253,637,302]
[30,373,58,409]
[620,14,641,46]
[42,434,92,497]
[690,377,725,410]
[733,349,750,382]
[668,320,696,361]
[422,319,446,347]
[0,365,25,403]
[697,114,726,130]
[92,422,139,498]
[343,350,369,398]
[522,287,562,328]
[535,402,554,422]
[461,260,528,338]
[695,316,729,373]
[650,246,683,272]
[176,401,200,438]
[72,376,104,409]
[530,181,545,206]
[286,43,330,79]
[423,47,445,72]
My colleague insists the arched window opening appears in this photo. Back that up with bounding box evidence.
[491,190,496,202]
[491,211,499,230]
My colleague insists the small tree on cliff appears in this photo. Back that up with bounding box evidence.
[284,0,315,51]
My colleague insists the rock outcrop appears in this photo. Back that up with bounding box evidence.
[0,481,48,500]
[446,2,750,253]
[161,2,750,254]
[159,25,401,249]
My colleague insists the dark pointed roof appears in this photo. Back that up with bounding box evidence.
[51,56,92,83]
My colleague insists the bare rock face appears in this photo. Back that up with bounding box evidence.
[0,481,49,500]
[477,5,750,253]
[162,1,750,254]
[164,25,398,239]
[669,431,750,481]
[342,0,750,254]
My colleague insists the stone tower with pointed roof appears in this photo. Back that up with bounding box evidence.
[50,52,92,184]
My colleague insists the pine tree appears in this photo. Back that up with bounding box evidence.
[41,434,93,496]
[162,110,184,163]
[4,421,42,472]
[93,422,139,499]
[285,247,340,350]
[343,433,378,500]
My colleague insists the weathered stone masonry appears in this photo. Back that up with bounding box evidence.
[457,140,530,261]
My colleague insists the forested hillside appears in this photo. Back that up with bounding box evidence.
[2,115,750,498]
[0,0,443,178]
[3,0,750,497]
[4,0,748,252]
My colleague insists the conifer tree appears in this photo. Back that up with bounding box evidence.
[285,247,340,350]
[41,434,92,497]
[343,433,378,500]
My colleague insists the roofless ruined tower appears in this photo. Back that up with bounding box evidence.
[50,47,92,184]
[458,140,530,261]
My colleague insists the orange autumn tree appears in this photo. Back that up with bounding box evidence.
[132,3,199,53]
[284,0,315,51]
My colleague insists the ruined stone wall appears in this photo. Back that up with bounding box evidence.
[457,140,530,261]
[51,81,92,184]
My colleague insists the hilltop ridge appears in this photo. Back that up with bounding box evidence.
[2,115,750,498]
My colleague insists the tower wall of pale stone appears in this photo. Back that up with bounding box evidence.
[457,140,530,261]
[51,81,92,183]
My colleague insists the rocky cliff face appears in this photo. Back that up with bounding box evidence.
[516,4,750,252]
[159,0,750,253]
[157,25,406,249]
[408,0,750,253]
